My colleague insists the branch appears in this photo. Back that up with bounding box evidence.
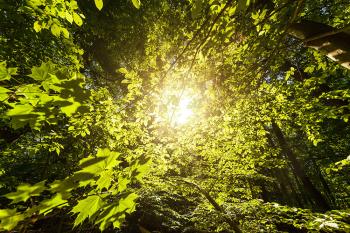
[177,179,242,233]
[160,0,233,85]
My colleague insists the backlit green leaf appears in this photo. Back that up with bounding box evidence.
[0,209,24,231]
[39,193,68,215]
[0,86,10,102]
[71,195,104,226]
[94,0,103,10]
[4,181,46,204]
[0,61,17,81]
[51,23,61,37]
[131,0,141,9]
[73,12,83,26]
[33,21,41,32]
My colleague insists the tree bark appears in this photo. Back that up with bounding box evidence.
[271,121,330,211]
[288,20,350,70]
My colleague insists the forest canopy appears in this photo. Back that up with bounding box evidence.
[0,0,350,232]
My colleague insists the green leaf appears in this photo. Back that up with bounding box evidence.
[94,0,103,10]
[96,148,121,170]
[73,12,83,26]
[66,12,73,24]
[0,209,24,231]
[4,181,46,204]
[29,62,55,81]
[39,193,68,215]
[135,159,151,181]
[117,175,130,193]
[131,0,141,9]
[96,170,113,190]
[61,28,69,39]
[0,61,17,81]
[6,104,34,117]
[118,67,128,74]
[71,195,104,226]
[237,0,253,12]
[96,204,124,231]
[0,209,16,219]
[50,23,61,37]
[0,86,10,102]
[60,98,81,116]
[33,21,41,32]
[118,193,138,213]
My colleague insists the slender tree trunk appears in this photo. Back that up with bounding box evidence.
[288,20,350,70]
[271,121,330,211]
[274,169,296,206]
[281,168,307,207]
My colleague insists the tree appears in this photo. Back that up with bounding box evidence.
[0,0,350,232]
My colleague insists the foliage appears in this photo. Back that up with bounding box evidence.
[0,0,350,232]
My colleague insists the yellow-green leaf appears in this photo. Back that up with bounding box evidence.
[61,28,70,38]
[71,195,104,226]
[131,0,141,9]
[39,193,68,215]
[66,12,73,24]
[118,67,128,74]
[73,12,83,26]
[0,61,17,81]
[50,23,61,37]
[0,209,24,231]
[33,21,41,32]
[4,181,46,204]
[94,0,103,10]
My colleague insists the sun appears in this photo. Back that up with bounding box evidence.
[153,89,197,127]
[170,94,193,126]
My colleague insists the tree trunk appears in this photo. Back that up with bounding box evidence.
[288,20,350,70]
[271,121,330,211]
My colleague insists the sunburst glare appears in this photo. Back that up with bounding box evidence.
[170,94,193,126]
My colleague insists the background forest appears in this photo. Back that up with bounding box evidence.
[0,0,350,232]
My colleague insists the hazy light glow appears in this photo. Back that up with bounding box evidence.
[171,95,193,126]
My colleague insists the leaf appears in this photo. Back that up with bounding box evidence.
[71,195,104,226]
[60,98,81,116]
[0,209,16,219]
[117,175,130,193]
[0,86,10,102]
[39,193,68,215]
[0,209,24,231]
[79,148,121,175]
[118,67,128,74]
[131,0,141,9]
[61,28,69,39]
[33,21,41,32]
[4,181,46,204]
[94,0,103,10]
[0,61,17,81]
[50,23,61,37]
[96,170,113,190]
[237,0,254,12]
[29,62,55,81]
[73,12,83,26]
[115,193,138,214]
[96,204,123,231]
[6,104,34,117]
[66,12,73,23]
[135,159,151,181]
[96,148,121,170]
